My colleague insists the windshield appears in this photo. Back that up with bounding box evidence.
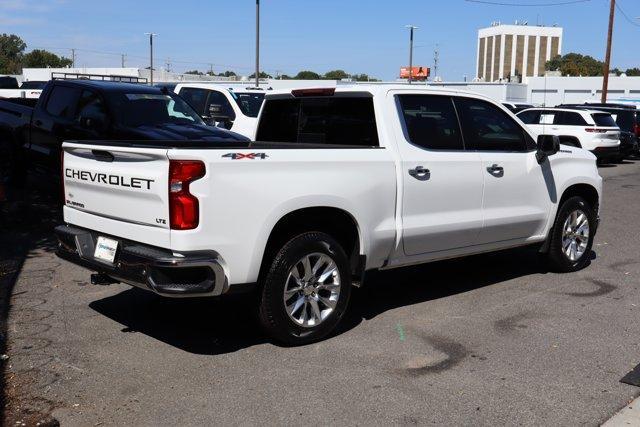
[230,92,265,117]
[107,92,204,127]
[20,81,47,89]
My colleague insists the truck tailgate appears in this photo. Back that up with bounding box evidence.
[62,142,171,248]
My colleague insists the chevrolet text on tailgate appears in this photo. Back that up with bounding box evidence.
[56,86,603,345]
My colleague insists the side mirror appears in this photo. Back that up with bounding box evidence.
[208,104,231,122]
[536,134,560,163]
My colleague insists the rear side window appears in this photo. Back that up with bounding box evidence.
[555,112,588,126]
[45,85,81,119]
[76,90,107,121]
[591,113,617,127]
[517,109,541,124]
[454,97,527,152]
[397,95,463,150]
[256,96,379,146]
[179,87,208,115]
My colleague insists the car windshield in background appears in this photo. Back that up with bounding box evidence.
[107,93,204,127]
[20,81,47,89]
[230,92,265,117]
[591,113,617,127]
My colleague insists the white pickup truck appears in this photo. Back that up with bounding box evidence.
[174,83,265,139]
[55,85,603,344]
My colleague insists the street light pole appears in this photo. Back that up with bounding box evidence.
[405,25,418,84]
[601,0,616,103]
[255,0,260,87]
[145,33,157,85]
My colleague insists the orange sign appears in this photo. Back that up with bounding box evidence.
[400,66,430,80]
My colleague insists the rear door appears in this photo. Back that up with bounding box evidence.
[395,93,484,255]
[454,96,552,244]
[62,142,171,247]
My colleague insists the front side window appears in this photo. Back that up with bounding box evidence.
[397,94,463,150]
[256,96,379,146]
[45,86,81,119]
[454,97,527,152]
[179,87,209,116]
[205,90,236,121]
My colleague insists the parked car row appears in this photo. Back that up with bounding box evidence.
[515,103,640,163]
[0,78,249,180]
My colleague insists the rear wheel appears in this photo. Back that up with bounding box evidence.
[258,232,352,345]
[546,196,596,272]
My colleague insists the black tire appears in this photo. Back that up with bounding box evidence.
[258,232,352,345]
[546,196,596,272]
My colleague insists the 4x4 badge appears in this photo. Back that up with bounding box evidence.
[222,153,269,160]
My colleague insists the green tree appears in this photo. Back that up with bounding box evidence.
[0,33,27,74]
[185,69,204,75]
[352,73,379,82]
[217,70,237,77]
[22,49,72,68]
[545,53,605,77]
[625,68,640,76]
[323,69,349,80]
[249,71,272,79]
[294,70,321,80]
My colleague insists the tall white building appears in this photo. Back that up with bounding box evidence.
[476,22,563,82]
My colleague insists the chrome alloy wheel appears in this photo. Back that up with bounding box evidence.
[562,209,590,262]
[283,252,341,328]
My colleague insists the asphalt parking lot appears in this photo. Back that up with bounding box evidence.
[3,159,640,426]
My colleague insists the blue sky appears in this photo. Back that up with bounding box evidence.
[0,0,638,80]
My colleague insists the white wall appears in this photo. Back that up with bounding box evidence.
[527,76,640,106]
[427,82,528,102]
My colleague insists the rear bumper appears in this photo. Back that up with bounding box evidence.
[55,224,228,297]
[590,146,620,159]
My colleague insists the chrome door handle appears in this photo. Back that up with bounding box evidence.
[408,166,430,181]
[486,164,504,175]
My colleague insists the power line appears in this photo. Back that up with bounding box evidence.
[465,0,590,6]
[614,0,640,27]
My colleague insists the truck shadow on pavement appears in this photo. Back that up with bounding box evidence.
[90,245,569,355]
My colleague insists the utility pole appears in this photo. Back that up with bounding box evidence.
[601,0,616,103]
[255,0,260,87]
[165,57,171,73]
[145,33,157,85]
[121,53,126,68]
[405,25,418,84]
[209,63,214,76]
[71,48,76,68]
[433,44,440,81]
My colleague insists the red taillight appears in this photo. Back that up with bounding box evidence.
[634,123,640,138]
[169,160,205,230]
[585,128,608,133]
[291,88,335,97]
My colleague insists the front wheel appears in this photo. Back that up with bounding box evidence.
[546,196,596,272]
[258,232,352,345]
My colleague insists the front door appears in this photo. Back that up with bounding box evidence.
[395,93,484,256]
[454,96,552,244]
